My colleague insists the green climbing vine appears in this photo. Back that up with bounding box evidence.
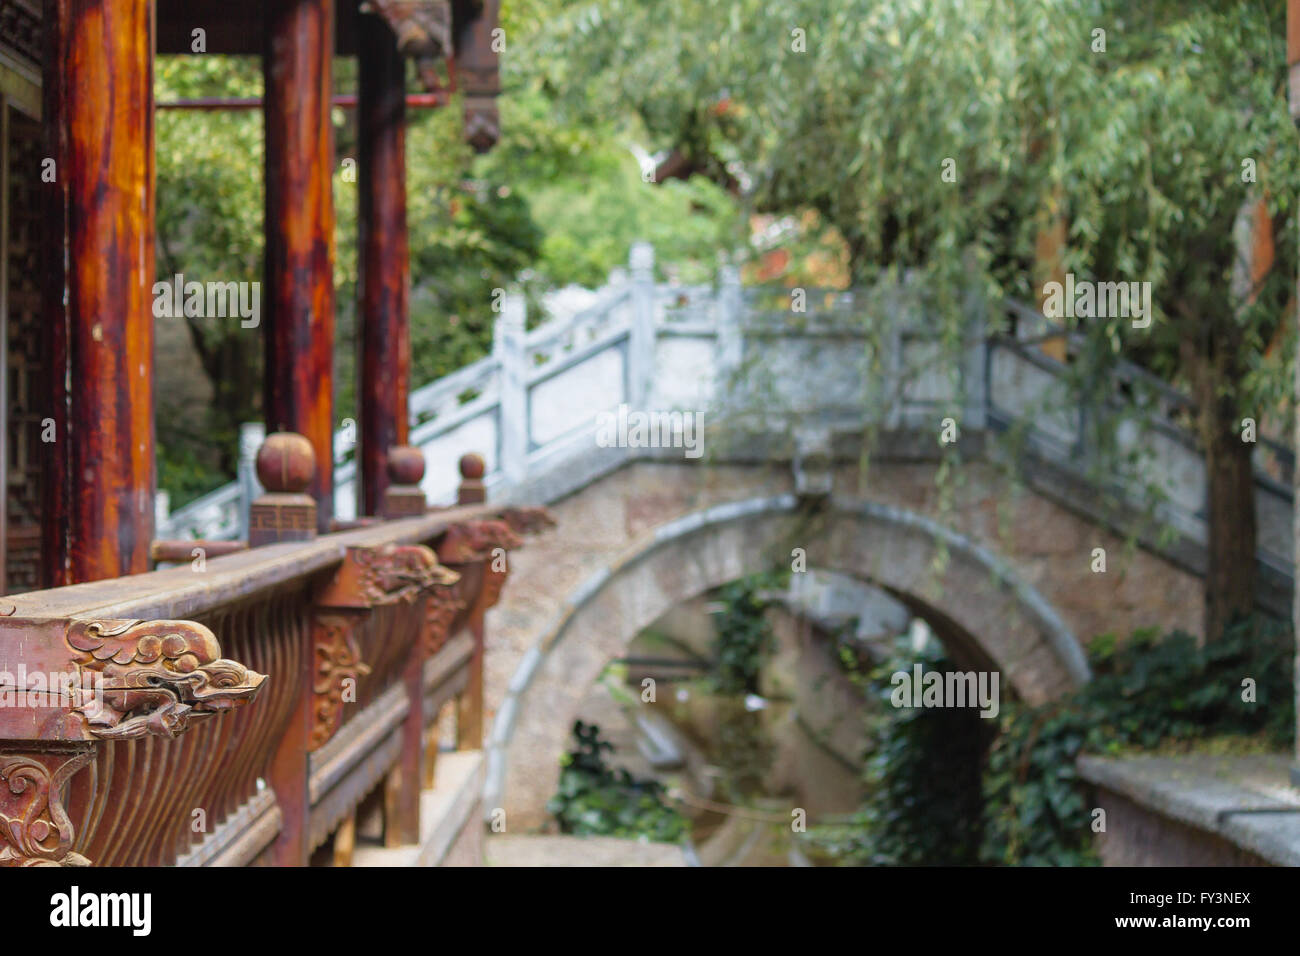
[809,635,991,865]
[709,571,787,695]
[546,720,688,842]
[811,615,1294,866]
[981,616,1294,866]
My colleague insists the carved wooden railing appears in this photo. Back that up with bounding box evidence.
[0,436,550,867]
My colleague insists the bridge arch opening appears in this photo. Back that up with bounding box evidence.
[488,494,1089,827]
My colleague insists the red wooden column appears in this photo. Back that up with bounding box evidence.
[41,0,156,586]
[357,14,410,516]
[263,0,337,534]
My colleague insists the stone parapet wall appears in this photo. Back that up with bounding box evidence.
[1079,755,1300,867]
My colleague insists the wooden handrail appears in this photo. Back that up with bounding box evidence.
[0,438,552,868]
[3,504,496,624]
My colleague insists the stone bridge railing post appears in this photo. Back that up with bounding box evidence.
[495,294,528,486]
[716,262,743,408]
[238,421,266,540]
[629,241,656,410]
[962,287,989,431]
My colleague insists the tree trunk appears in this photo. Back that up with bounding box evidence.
[1192,362,1257,641]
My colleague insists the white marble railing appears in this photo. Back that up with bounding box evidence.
[157,244,1295,583]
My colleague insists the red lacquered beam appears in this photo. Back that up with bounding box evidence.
[156,92,449,110]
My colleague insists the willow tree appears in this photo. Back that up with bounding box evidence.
[1066,2,1299,637]
[535,0,1300,638]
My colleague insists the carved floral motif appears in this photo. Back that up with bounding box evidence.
[0,749,94,867]
[354,544,457,605]
[65,620,266,740]
[310,615,372,751]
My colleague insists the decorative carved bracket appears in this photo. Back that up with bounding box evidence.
[0,746,95,867]
[498,505,556,536]
[425,577,468,655]
[317,544,457,609]
[436,518,522,564]
[311,545,459,749]
[480,562,511,612]
[65,620,267,740]
[431,511,547,624]
[364,0,453,91]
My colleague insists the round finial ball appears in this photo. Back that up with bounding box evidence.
[256,432,315,493]
[388,445,426,485]
[459,453,486,480]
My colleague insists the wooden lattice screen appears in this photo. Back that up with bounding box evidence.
[5,107,44,593]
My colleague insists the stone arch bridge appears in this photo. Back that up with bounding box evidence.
[162,246,1295,828]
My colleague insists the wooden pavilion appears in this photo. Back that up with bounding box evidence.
[0,0,537,868]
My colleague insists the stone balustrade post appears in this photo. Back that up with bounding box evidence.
[238,421,266,540]
[457,453,487,505]
[381,445,428,519]
[628,241,656,410]
[962,287,989,431]
[716,261,743,375]
[494,294,527,487]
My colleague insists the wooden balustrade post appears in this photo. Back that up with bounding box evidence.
[384,447,428,846]
[252,432,318,866]
[458,603,487,751]
[358,12,411,518]
[306,540,452,857]
[457,452,486,505]
[263,0,336,534]
[332,814,356,867]
[435,495,525,756]
[248,432,318,546]
[42,0,156,586]
[387,636,425,846]
[382,446,427,519]
[454,545,519,754]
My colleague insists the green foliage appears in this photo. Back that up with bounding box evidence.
[540,0,1300,626]
[156,440,230,507]
[813,616,1294,866]
[981,616,1295,866]
[154,57,267,502]
[708,571,785,695]
[541,0,1299,360]
[810,636,989,866]
[152,31,742,506]
[547,720,688,842]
